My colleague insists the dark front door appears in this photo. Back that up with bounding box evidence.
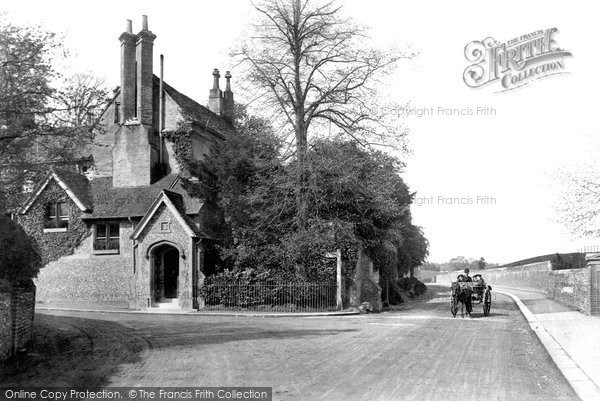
[163,247,179,298]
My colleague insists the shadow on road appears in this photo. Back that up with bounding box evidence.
[1,313,145,387]
[1,312,356,386]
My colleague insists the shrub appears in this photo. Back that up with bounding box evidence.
[0,217,42,283]
[397,277,427,296]
[551,253,587,270]
[414,281,427,296]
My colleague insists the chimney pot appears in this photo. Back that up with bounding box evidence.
[212,69,220,90]
[225,71,232,91]
[142,15,148,31]
[126,19,133,33]
[223,71,234,124]
[208,69,223,115]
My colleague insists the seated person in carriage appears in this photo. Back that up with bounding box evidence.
[472,273,485,286]
[470,273,485,301]
[468,273,491,300]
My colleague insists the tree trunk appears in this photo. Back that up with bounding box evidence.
[295,126,308,231]
[294,120,308,278]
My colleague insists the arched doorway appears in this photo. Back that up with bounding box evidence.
[150,243,180,302]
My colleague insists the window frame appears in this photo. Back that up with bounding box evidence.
[43,201,69,232]
[93,221,120,255]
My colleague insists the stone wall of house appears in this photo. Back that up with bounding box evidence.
[154,93,183,175]
[95,101,119,178]
[34,221,135,309]
[548,268,592,314]
[112,124,154,187]
[35,256,131,308]
[0,281,36,360]
[135,203,195,310]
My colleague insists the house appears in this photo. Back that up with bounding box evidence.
[17,16,234,311]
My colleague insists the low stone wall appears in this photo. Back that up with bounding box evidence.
[0,281,36,360]
[435,262,551,291]
[548,268,591,314]
[35,255,131,308]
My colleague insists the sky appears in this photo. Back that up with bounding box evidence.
[2,0,598,264]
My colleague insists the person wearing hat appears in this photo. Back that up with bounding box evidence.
[464,268,473,282]
[463,268,473,315]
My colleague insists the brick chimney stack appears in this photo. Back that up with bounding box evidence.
[136,15,156,126]
[118,20,136,123]
[223,71,235,124]
[113,16,156,188]
[208,69,224,116]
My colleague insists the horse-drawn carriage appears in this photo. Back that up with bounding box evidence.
[450,273,492,317]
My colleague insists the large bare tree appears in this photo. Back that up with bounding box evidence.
[237,0,413,231]
[554,163,600,239]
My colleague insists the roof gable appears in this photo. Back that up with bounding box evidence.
[20,169,92,214]
[155,76,236,138]
[130,189,201,240]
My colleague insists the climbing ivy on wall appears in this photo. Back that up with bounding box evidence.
[18,181,90,265]
[162,121,200,173]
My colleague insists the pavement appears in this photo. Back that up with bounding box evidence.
[35,305,360,318]
[496,286,600,401]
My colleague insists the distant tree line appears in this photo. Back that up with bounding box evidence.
[419,256,499,272]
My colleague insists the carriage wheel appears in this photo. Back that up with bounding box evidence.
[450,295,458,317]
[483,288,491,316]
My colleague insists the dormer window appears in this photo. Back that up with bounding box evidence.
[44,202,69,230]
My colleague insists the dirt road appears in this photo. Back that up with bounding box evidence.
[1,290,578,400]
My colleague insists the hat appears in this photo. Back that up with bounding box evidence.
[464,268,470,273]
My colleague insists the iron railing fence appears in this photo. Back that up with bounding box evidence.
[580,245,600,254]
[200,282,337,312]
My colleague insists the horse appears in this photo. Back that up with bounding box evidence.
[451,279,472,318]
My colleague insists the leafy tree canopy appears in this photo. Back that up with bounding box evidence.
[0,17,108,211]
[174,105,428,282]
[0,216,41,282]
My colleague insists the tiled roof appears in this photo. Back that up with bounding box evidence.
[52,168,93,210]
[162,190,205,236]
[80,174,203,219]
[19,168,93,214]
[156,76,236,138]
